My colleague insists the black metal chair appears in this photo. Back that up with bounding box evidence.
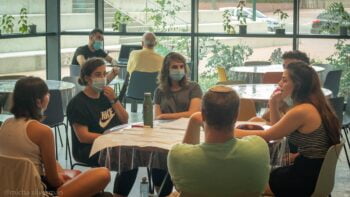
[329,97,349,168]
[69,122,97,169]
[42,89,71,164]
[324,70,342,97]
[124,71,158,112]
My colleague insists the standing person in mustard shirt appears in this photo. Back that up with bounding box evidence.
[127,32,163,75]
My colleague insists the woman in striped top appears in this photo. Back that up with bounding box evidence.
[236,61,340,196]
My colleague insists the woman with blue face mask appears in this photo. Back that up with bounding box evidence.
[67,58,139,196]
[154,52,203,120]
[67,57,128,166]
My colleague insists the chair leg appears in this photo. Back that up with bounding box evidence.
[54,128,58,160]
[57,126,63,147]
[131,101,137,113]
[344,127,350,148]
[65,124,73,169]
[342,143,350,169]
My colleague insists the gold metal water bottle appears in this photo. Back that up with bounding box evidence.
[143,92,153,128]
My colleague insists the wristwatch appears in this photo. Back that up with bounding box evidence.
[110,97,119,104]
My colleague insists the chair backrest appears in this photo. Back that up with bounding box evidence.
[345,96,350,117]
[216,66,228,82]
[329,97,344,124]
[262,72,283,84]
[62,76,84,95]
[0,155,45,197]
[69,122,83,163]
[237,99,256,121]
[244,61,271,66]
[312,64,332,84]
[323,70,342,97]
[311,141,344,197]
[126,71,158,100]
[42,89,64,127]
[118,72,130,103]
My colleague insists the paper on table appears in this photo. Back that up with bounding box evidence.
[89,127,205,157]
[157,118,190,130]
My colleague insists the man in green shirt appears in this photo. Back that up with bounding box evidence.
[167,85,270,196]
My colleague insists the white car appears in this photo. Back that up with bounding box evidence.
[220,7,280,32]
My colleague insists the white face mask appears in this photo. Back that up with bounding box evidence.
[92,77,106,92]
[283,96,293,107]
[169,68,185,81]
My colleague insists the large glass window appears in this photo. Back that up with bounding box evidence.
[198,0,293,34]
[299,38,350,97]
[104,0,191,33]
[0,0,46,78]
[61,0,95,31]
[300,1,350,35]
[0,37,47,78]
[198,37,292,91]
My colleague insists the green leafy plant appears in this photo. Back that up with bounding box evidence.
[144,0,184,32]
[273,9,289,29]
[320,2,350,34]
[204,41,253,77]
[326,39,350,98]
[237,0,247,25]
[112,10,132,32]
[269,48,283,64]
[223,10,236,34]
[18,8,29,34]
[1,14,15,34]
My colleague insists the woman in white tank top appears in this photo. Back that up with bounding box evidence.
[0,77,111,197]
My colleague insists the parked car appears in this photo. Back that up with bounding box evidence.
[219,7,280,32]
[310,12,340,34]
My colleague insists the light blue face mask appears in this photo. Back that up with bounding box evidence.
[92,77,106,92]
[93,40,103,50]
[169,69,185,81]
[283,96,294,107]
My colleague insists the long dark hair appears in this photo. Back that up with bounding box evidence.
[286,62,340,145]
[158,52,189,92]
[10,76,49,121]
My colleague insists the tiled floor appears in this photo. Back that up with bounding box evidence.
[56,104,350,197]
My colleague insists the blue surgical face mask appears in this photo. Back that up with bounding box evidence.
[169,68,185,81]
[283,96,294,107]
[93,40,103,50]
[92,77,106,92]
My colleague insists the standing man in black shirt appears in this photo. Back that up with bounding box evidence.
[70,28,119,83]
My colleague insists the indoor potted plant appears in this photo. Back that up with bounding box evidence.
[112,10,132,33]
[273,9,289,35]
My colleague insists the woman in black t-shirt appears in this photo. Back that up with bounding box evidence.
[67,58,136,196]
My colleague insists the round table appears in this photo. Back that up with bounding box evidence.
[0,80,75,112]
[226,83,332,102]
[230,64,325,83]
